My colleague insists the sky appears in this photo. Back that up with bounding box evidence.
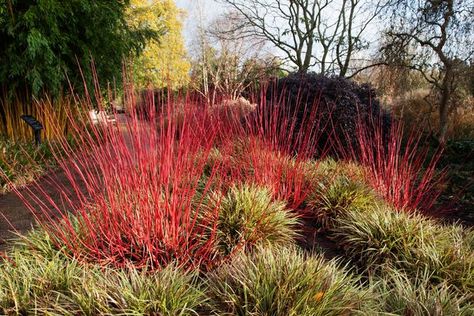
[173,0,382,72]
[174,0,227,49]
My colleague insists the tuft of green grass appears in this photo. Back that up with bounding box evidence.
[13,227,65,260]
[307,176,379,229]
[66,265,206,316]
[371,267,474,315]
[0,248,84,314]
[205,184,300,256]
[207,246,371,316]
[314,158,367,184]
[0,231,206,315]
[332,206,474,294]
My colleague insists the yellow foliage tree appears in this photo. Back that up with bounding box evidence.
[128,0,190,89]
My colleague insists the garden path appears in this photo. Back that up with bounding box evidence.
[0,115,129,252]
[0,171,82,252]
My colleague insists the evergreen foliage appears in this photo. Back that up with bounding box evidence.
[0,0,158,96]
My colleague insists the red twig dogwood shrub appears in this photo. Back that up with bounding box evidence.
[343,115,444,212]
[216,137,316,210]
[210,87,329,211]
[15,91,223,270]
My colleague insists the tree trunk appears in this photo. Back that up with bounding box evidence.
[438,68,453,144]
[438,89,449,144]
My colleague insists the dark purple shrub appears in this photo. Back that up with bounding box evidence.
[264,72,391,156]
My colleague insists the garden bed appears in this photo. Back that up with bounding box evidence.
[1,92,472,315]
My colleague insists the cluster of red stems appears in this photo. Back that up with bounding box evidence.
[13,83,443,271]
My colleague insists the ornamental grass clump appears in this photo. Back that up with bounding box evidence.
[205,184,299,256]
[70,264,205,316]
[371,267,474,315]
[314,158,366,184]
[332,206,474,293]
[207,246,370,316]
[0,230,206,315]
[307,175,379,229]
[0,247,85,314]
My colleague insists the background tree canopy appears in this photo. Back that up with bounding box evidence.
[128,0,190,89]
[0,0,159,97]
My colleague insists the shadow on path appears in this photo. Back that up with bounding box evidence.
[0,170,86,252]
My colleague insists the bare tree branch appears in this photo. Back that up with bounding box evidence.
[218,0,383,75]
